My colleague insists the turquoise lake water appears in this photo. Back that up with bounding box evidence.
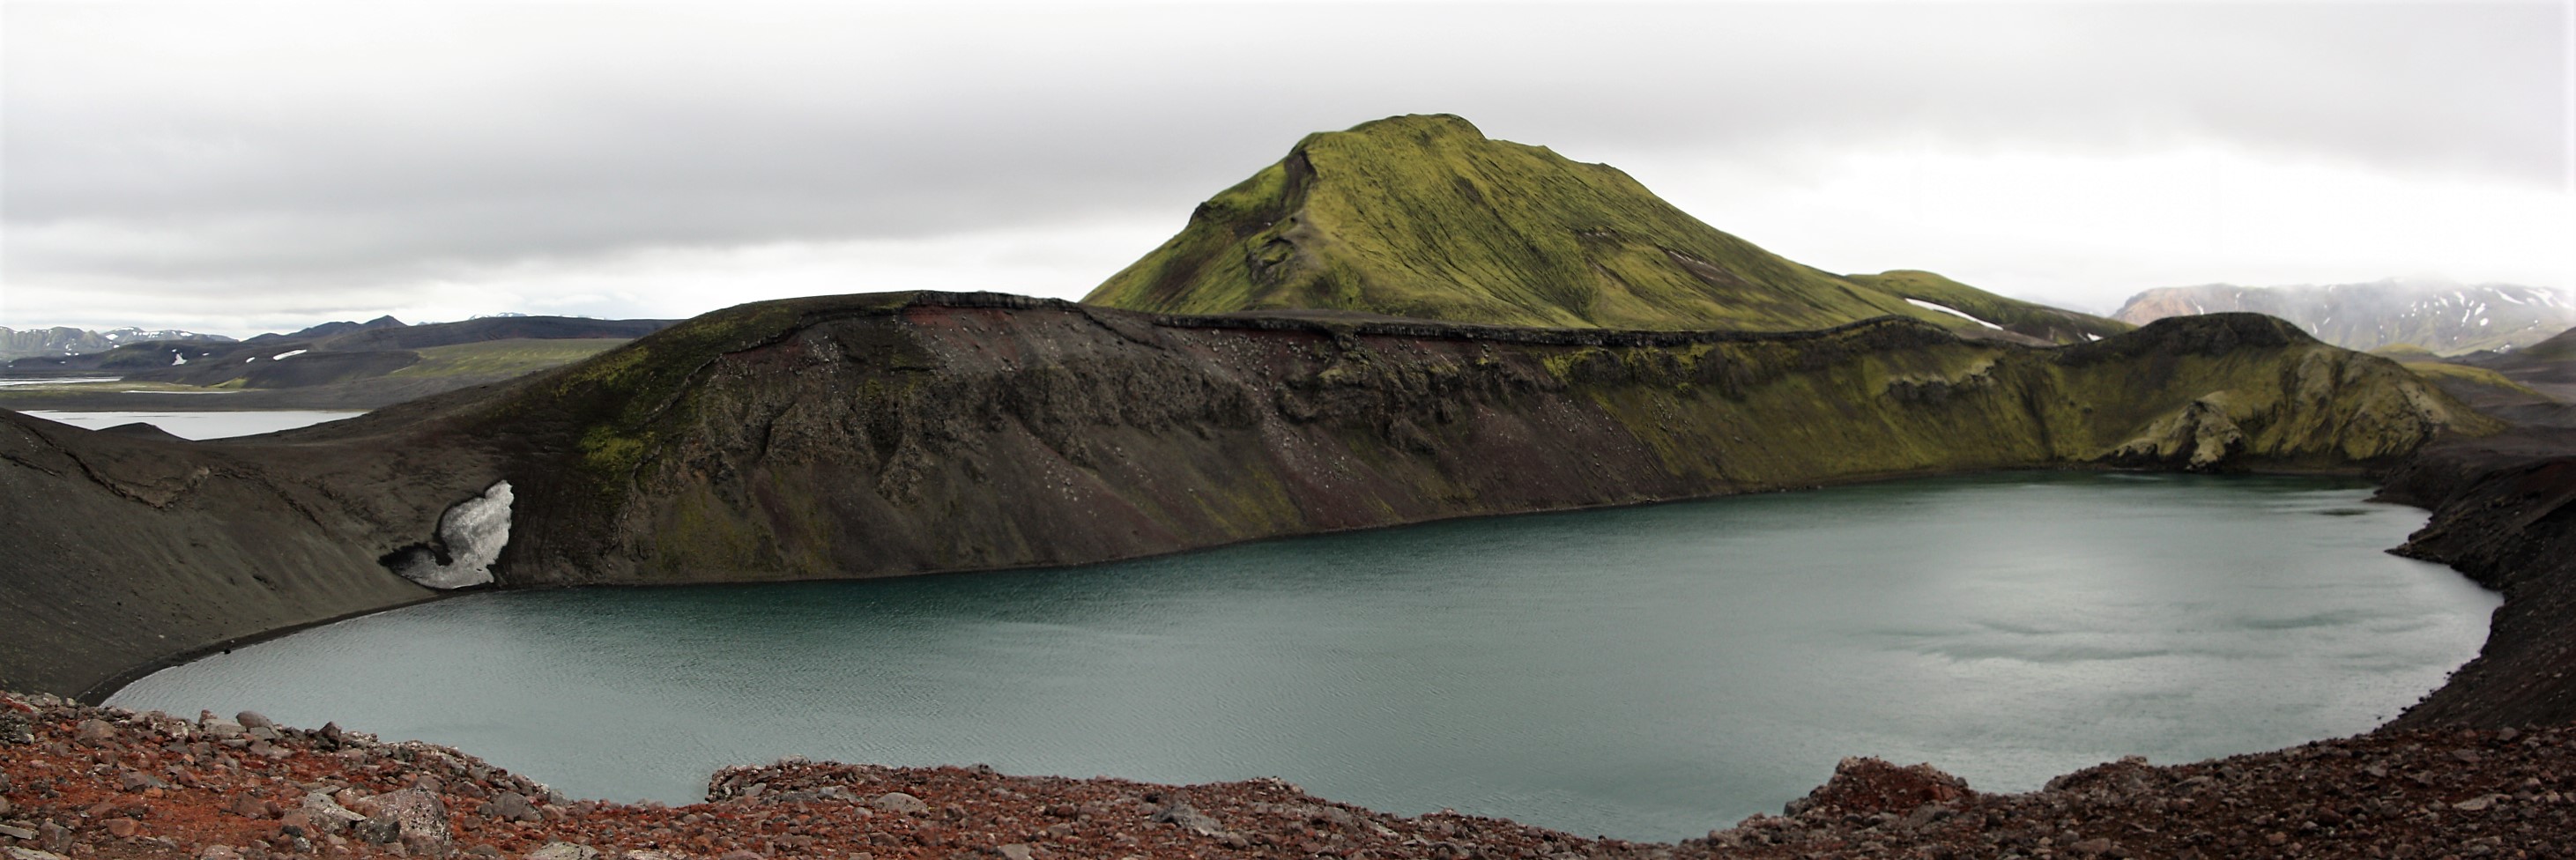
[110,471,2498,841]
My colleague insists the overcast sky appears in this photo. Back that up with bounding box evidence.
[4,1,2571,336]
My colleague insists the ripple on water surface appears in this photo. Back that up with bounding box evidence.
[111,471,2498,841]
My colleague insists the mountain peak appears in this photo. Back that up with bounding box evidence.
[1087,114,1897,330]
[1086,115,2124,342]
[1333,112,1486,140]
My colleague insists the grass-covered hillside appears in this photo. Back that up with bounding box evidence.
[1084,114,2126,343]
[1842,270,2128,344]
[2369,331,2576,427]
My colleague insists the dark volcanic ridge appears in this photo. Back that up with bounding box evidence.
[0,291,2502,699]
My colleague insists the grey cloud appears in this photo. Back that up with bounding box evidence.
[4,2,2561,297]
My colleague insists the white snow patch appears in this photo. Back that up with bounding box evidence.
[2482,318,2491,326]
[244,355,256,362]
[271,349,308,360]
[2083,333,2100,341]
[171,352,187,366]
[1904,298,2002,330]
[390,480,513,589]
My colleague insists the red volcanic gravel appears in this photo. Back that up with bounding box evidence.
[5,692,2576,859]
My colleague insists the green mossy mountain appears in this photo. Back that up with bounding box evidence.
[1084,115,2128,343]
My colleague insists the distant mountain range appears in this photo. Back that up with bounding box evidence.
[245,315,411,345]
[0,325,236,362]
[3,315,675,410]
[2112,280,2573,355]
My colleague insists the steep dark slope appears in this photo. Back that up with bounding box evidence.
[351,293,2473,587]
[0,411,492,696]
[1083,115,2122,342]
[2377,428,2576,729]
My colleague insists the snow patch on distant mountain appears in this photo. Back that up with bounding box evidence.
[0,326,236,362]
[2112,279,2575,354]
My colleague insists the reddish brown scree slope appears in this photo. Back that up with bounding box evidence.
[4,693,2575,860]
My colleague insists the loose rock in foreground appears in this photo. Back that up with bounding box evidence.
[4,692,2573,859]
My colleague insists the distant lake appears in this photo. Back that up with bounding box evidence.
[19,410,361,439]
[111,472,2495,841]
[0,377,120,388]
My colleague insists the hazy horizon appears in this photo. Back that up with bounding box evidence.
[9,274,2572,343]
[7,2,2571,337]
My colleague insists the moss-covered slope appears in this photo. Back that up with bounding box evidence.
[1843,270,2130,344]
[1083,115,2123,342]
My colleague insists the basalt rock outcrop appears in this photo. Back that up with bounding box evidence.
[0,291,2484,699]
